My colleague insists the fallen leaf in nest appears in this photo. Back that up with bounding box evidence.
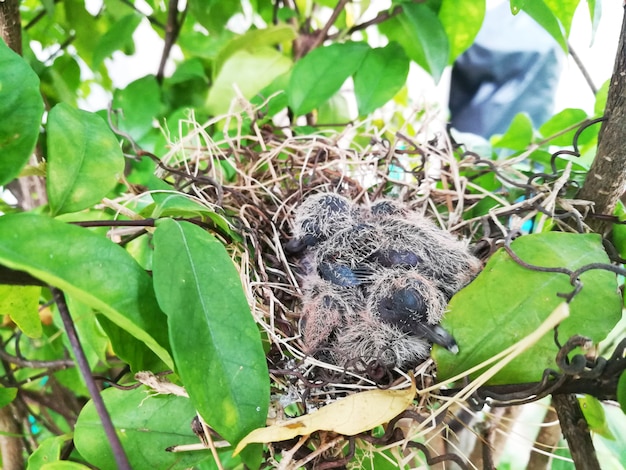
[234,375,416,455]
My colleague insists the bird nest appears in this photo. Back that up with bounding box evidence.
[131,99,598,468]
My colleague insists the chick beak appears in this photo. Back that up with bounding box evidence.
[412,322,459,354]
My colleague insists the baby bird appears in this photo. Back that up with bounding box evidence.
[285,193,354,254]
[288,193,480,373]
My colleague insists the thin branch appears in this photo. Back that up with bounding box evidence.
[0,348,74,370]
[119,0,166,29]
[329,5,403,39]
[307,0,350,51]
[156,0,186,82]
[51,288,131,470]
[568,41,598,95]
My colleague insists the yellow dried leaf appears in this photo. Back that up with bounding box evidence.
[234,376,416,455]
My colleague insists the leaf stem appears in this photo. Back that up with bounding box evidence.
[51,288,131,470]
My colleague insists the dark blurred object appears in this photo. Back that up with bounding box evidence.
[449,1,565,138]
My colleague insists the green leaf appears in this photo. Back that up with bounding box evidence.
[287,42,369,116]
[27,434,72,468]
[520,0,568,51]
[379,4,449,82]
[353,42,410,116]
[587,0,602,45]
[92,13,142,69]
[41,463,92,470]
[594,79,610,117]
[188,0,242,35]
[152,220,269,447]
[0,213,173,371]
[75,387,217,470]
[112,75,162,142]
[578,394,614,439]
[613,202,626,261]
[0,40,45,186]
[439,0,486,62]
[544,0,581,37]
[434,233,622,384]
[0,285,42,338]
[46,103,125,215]
[167,58,208,85]
[63,0,105,68]
[618,371,626,415]
[58,296,109,369]
[207,48,292,116]
[215,24,297,76]
[0,387,18,408]
[317,93,352,125]
[538,108,588,146]
[492,113,534,150]
[250,71,290,117]
[40,55,81,106]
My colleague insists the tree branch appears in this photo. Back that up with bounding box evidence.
[579,7,626,233]
[568,42,597,95]
[552,394,601,470]
[156,0,186,83]
[307,0,350,52]
[51,288,131,470]
[0,347,74,370]
[0,0,22,54]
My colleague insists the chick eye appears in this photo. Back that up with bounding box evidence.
[391,289,426,318]
[377,288,428,333]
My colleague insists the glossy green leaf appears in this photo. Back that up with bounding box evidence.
[152,220,269,449]
[188,0,241,35]
[0,387,18,408]
[492,113,533,150]
[317,93,352,125]
[287,42,369,116]
[207,48,292,116]
[46,103,125,215]
[41,463,92,470]
[594,79,610,117]
[538,108,588,146]
[0,285,42,338]
[618,371,626,415]
[75,386,216,470]
[215,24,297,75]
[439,0,486,62]
[57,296,109,369]
[379,4,449,82]
[612,202,626,261]
[587,0,602,45]
[0,40,45,186]
[112,75,162,142]
[520,0,568,51]
[27,434,71,468]
[578,394,614,439]
[353,42,410,116]
[92,13,142,69]
[434,233,621,384]
[544,0,581,37]
[0,213,173,371]
[250,71,290,117]
[40,55,81,106]
[145,192,215,219]
[64,0,106,66]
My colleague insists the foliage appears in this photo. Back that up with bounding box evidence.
[0,0,625,469]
